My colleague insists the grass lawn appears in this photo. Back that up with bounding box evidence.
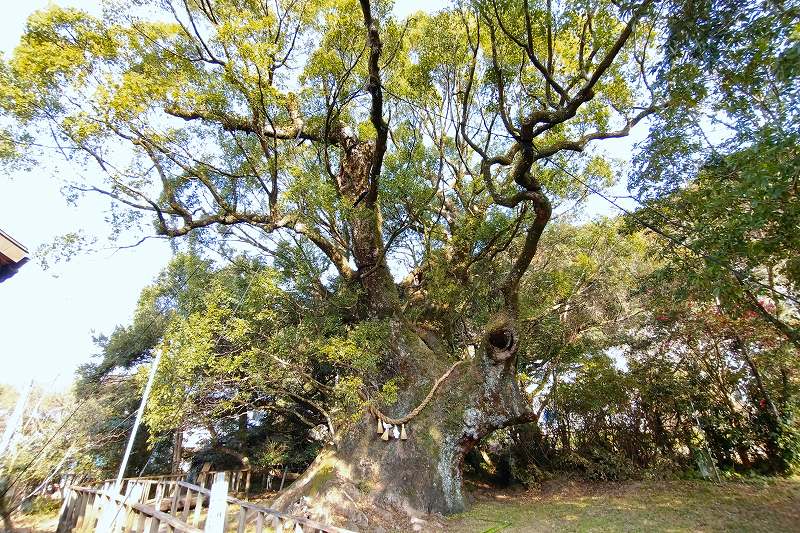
[446,478,800,532]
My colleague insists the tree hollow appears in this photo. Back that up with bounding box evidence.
[487,324,517,362]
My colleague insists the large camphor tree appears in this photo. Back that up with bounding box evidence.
[1,0,663,525]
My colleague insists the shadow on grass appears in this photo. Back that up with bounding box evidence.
[447,478,800,532]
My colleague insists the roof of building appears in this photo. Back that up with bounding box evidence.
[0,229,30,282]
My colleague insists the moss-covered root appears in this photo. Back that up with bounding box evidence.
[269,451,370,529]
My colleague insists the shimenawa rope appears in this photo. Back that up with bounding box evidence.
[368,359,465,426]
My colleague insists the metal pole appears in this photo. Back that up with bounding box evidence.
[0,380,32,459]
[115,349,163,488]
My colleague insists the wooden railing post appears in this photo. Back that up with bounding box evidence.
[83,491,100,532]
[123,492,138,532]
[192,486,204,528]
[69,474,348,533]
[236,506,247,533]
[56,486,75,533]
[155,480,165,510]
[170,481,181,515]
[279,465,289,491]
[182,486,193,521]
[199,462,212,489]
[75,491,89,531]
[111,484,142,533]
[204,473,228,533]
[95,484,121,533]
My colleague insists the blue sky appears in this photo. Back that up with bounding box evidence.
[0,0,637,392]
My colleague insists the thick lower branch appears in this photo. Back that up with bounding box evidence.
[502,193,552,314]
[358,0,388,204]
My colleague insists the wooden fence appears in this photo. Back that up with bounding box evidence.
[56,486,202,533]
[176,478,354,533]
[57,473,355,533]
[198,467,300,495]
[94,474,188,505]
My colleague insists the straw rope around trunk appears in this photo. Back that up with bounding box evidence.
[367,360,466,425]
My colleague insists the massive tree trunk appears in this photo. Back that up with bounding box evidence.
[272,317,535,529]
[263,100,546,527]
[268,14,548,519]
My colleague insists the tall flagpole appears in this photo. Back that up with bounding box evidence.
[0,380,32,460]
[115,349,163,489]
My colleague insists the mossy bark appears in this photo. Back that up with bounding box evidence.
[270,135,541,528]
[272,318,535,528]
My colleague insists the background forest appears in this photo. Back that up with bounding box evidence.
[0,0,798,529]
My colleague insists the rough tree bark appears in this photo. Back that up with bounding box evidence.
[260,117,542,525]
[265,63,546,525]
[268,5,552,525]
[272,316,535,529]
[261,107,547,528]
